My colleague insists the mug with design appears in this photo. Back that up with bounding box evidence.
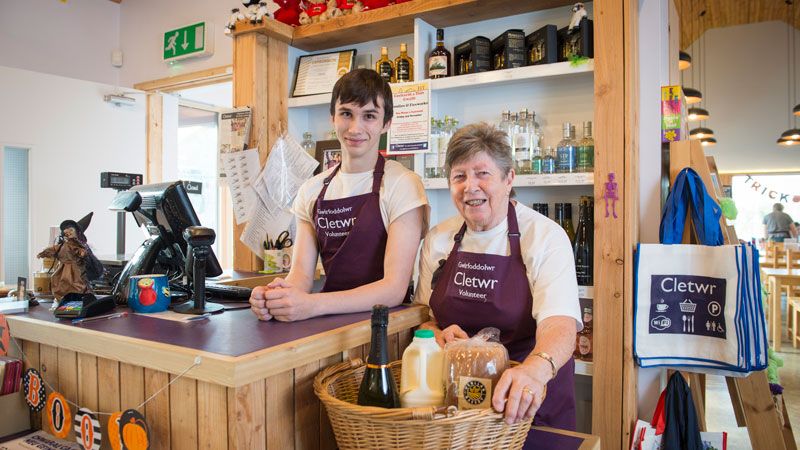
[128,274,170,313]
[263,250,283,274]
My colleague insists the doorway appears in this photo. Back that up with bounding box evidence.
[2,146,30,284]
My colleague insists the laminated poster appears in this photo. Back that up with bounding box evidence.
[387,81,430,154]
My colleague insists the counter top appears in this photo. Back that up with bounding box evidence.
[6,303,428,388]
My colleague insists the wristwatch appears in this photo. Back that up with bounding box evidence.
[532,352,557,381]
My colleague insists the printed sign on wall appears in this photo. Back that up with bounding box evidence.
[649,274,727,339]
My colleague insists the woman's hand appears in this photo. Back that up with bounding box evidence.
[438,324,469,348]
[492,360,550,425]
[249,285,275,321]
[263,278,318,322]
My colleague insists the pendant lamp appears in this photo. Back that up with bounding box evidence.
[700,137,717,147]
[679,51,692,70]
[780,128,800,140]
[794,104,800,115]
[687,107,709,121]
[689,127,714,139]
[777,138,798,146]
[683,88,703,104]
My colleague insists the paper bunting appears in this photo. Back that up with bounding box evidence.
[119,409,150,450]
[742,175,800,203]
[74,408,101,450]
[108,411,123,450]
[47,392,72,439]
[23,368,46,411]
[0,315,8,356]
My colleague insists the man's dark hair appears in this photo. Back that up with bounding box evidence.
[330,69,393,126]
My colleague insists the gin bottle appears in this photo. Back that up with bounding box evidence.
[514,110,531,174]
[542,146,556,174]
[497,110,513,155]
[556,123,577,173]
[531,145,543,174]
[425,117,439,179]
[438,118,453,177]
[577,121,595,173]
[529,110,544,158]
[301,132,315,158]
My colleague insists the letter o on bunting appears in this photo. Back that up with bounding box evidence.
[47,392,72,439]
[74,408,102,450]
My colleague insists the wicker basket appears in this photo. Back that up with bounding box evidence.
[314,359,532,450]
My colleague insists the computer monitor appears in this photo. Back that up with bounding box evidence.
[111,181,222,303]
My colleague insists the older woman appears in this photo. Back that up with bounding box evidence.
[415,122,581,436]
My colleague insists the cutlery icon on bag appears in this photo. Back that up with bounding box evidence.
[682,315,686,332]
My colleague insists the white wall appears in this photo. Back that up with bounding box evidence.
[0,0,121,86]
[0,66,146,271]
[684,21,800,172]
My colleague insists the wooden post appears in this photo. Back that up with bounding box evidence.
[230,32,289,271]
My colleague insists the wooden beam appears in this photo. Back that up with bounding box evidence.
[133,65,233,93]
[146,94,163,184]
[592,0,627,448]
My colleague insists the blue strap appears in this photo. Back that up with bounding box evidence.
[659,168,724,246]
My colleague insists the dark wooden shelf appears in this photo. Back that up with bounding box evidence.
[231,0,575,52]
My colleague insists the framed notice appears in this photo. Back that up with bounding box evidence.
[292,49,357,97]
[314,140,342,174]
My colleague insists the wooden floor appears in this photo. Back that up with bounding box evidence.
[705,294,800,448]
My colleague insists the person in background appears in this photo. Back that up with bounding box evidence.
[414,122,581,441]
[763,203,798,243]
[249,69,429,322]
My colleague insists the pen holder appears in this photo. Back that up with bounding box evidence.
[128,274,170,313]
[263,250,283,274]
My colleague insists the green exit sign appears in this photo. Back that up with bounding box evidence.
[163,22,215,62]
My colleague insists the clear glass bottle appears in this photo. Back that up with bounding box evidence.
[376,46,395,84]
[577,121,595,173]
[542,146,556,174]
[531,145,543,174]
[425,117,439,179]
[301,132,315,158]
[529,110,544,158]
[556,122,577,173]
[395,43,413,82]
[437,118,452,177]
[514,110,531,174]
[497,110,513,157]
[562,203,576,245]
[428,28,451,79]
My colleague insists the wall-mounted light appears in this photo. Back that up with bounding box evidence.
[689,127,714,139]
[687,107,709,121]
[104,94,136,106]
[679,51,692,70]
[683,87,702,104]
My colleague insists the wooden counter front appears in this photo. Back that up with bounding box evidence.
[7,304,427,449]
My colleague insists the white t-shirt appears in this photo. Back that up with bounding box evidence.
[415,202,582,329]
[293,159,430,235]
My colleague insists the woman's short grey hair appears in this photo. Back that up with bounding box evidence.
[445,122,513,178]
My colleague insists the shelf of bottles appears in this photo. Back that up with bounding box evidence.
[421,172,593,190]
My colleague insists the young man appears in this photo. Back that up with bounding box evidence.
[249,69,429,321]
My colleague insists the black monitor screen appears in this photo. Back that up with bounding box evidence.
[112,181,222,303]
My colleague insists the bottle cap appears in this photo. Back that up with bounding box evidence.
[414,329,434,339]
[436,28,444,41]
[400,43,408,52]
[381,46,388,54]
[371,304,389,325]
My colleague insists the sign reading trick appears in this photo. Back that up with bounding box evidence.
[649,274,726,339]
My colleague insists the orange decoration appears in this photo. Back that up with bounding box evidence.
[122,418,149,450]
[108,412,123,450]
[0,315,8,356]
[47,392,72,439]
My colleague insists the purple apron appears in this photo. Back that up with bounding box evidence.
[429,202,576,440]
[313,156,388,293]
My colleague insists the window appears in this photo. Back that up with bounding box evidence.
[2,146,30,284]
[731,174,800,241]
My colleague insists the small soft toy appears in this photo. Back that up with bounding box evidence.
[224,8,246,35]
[273,0,304,26]
[361,0,391,11]
[243,0,261,23]
[332,0,363,16]
[299,0,331,24]
[37,212,102,300]
[254,2,273,23]
[568,3,587,33]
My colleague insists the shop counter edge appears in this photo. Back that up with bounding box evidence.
[5,304,429,388]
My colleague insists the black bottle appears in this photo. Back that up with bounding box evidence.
[574,196,594,286]
[357,305,400,408]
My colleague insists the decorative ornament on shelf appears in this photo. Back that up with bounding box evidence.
[273,0,304,26]
[330,0,363,16]
[248,1,273,24]
[299,0,333,24]
[361,0,392,11]
[568,3,588,33]
[224,8,246,35]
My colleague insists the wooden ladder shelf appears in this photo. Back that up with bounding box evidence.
[669,139,796,450]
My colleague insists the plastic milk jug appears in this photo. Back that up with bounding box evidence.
[400,329,445,408]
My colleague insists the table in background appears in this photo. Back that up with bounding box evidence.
[760,267,800,352]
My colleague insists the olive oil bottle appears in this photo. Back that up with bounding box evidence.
[395,43,413,82]
[376,46,395,83]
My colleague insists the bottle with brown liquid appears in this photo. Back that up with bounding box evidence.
[376,46,395,84]
[428,29,451,79]
[574,306,593,361]
[395,43,413,82]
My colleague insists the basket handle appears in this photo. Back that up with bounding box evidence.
[314,358,363,391]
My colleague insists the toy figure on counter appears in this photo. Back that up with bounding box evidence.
[273,0,305,26]
[568,3,587,33]
[36,212,104,301]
